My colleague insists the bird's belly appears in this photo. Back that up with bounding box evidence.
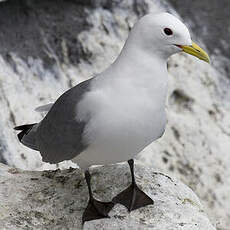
[74,104,166,169]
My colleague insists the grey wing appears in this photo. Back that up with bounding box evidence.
[36,79,91,164]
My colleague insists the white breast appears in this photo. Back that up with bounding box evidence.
[73,74,167,169]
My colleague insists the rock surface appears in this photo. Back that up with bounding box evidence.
[0,0,229,229]
[0,161,215,230]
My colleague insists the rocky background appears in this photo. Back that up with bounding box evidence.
[0,0,229,229]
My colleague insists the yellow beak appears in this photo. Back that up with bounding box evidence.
[180,42,210,63]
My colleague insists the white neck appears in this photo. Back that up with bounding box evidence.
[103,37,168,89]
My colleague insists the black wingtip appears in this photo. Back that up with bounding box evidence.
[14,123,36,142]
[14,124,36,131]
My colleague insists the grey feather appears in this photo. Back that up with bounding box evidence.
[36,79,91,164]
[35,103,54,113]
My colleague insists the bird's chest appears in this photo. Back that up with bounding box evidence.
[110,90,166,139]
[81,84,167,150]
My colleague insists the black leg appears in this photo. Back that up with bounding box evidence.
[112,159,154,212]
[82,170,114,224]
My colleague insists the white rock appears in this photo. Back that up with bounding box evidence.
[0,161,215,230]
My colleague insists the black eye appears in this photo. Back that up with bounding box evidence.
[164,28,173,36]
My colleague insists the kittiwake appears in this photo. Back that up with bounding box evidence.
[15,12,210,223]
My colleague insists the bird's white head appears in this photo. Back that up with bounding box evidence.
[129,12,210,63]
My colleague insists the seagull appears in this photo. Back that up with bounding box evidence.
[14,13,210,223]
